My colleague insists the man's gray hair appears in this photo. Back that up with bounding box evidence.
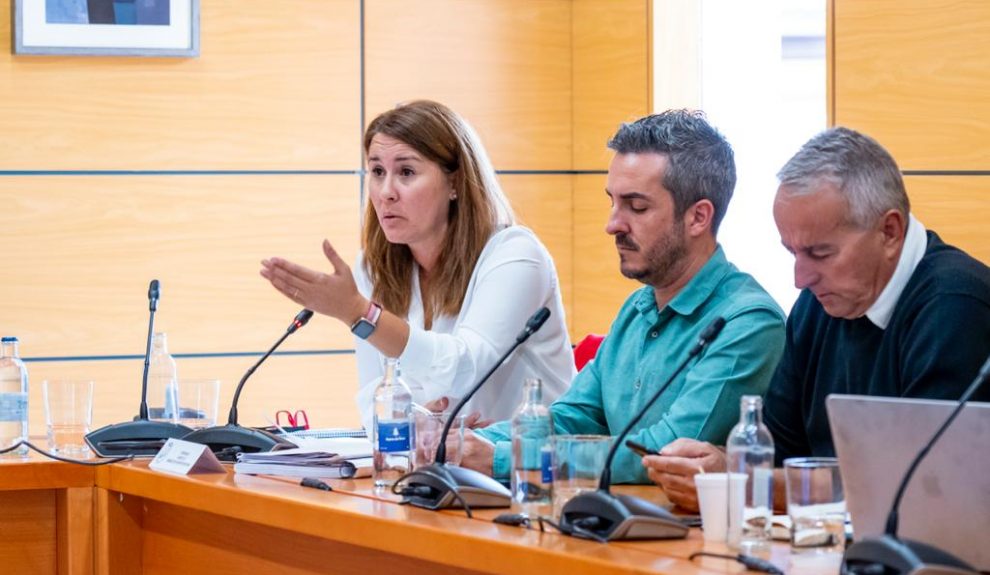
[777,127,909,228]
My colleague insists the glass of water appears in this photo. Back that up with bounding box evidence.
[42,380,94,456]
[413,409,465,468]
[175,379,220,429]
[551,434,612,519]
[784,457,846,553]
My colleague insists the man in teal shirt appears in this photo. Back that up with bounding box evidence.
[460,110,786,484]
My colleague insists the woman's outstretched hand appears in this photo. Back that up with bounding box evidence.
[260,239,366,323]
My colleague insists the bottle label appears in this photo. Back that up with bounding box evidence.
[541,447,553,483]
[377,420,411,453]
[0,392,27,422]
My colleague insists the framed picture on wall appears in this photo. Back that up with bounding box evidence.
[13,0,199,57]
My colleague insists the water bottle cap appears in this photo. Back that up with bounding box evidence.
[1,337,18,343]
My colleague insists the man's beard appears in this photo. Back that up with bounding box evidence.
[616,223,687,286]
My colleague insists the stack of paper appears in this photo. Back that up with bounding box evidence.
[234,439,374,479]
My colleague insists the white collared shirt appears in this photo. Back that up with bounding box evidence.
[865,214,927,329]
[352,226,575,431]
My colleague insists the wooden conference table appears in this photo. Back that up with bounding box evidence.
[0,455,837,575]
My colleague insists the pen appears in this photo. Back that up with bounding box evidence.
[300,477,332,491]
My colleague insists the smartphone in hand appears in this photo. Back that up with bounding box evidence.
[625,439,660,457]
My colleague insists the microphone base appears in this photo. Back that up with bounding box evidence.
[399,464,511,509]
[842,535,977,575]
[181,424,296,462]
[85,419,194,457]
[559,490,690,541]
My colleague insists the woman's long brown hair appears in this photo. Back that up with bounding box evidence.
[362,100,514,319]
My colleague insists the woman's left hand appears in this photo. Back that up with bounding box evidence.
[260,239,366,323]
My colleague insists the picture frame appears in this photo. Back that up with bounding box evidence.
[13,0,199,57]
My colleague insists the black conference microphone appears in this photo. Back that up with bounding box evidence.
[139,278,160,419]
[182,309,314,461]
[841,353,990,575]
[396,306,552,512]
[86,280,195,457]
[558,316,726,542]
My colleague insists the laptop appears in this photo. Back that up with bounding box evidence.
[826,394,990,571]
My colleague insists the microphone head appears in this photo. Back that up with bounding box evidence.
[516,306,551,342]
[527,306,551,332]
[288,309,315,333]
[148,279,160,311]
[699,316,726,344]
[688,316,726,356]
[295,309,314,326]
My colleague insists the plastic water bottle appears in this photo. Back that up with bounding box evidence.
[726,395,775,553]
[372,356,413,489]
[149,332,179,421]
[510,377,554,518]
[0,337,29,456]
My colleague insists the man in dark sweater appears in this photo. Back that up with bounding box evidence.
[640,127,990,511]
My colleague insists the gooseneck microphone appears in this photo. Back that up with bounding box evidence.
[182,309,314,461]
[841,353,990,575]
[138,279,160,419]
[436,306,550,465]
[86,280,195,457]
[396,306,552,512]
[227,309,314,427]
[558,316,726,542]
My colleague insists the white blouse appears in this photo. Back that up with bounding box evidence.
[353,226,575,431]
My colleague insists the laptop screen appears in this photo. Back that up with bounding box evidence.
[826,394,990,571]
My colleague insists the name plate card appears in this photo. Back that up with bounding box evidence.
[149,438,226,476]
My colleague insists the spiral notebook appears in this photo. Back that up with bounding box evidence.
[284,428,367,439]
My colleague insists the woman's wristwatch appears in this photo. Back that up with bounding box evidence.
[350,301,382,339]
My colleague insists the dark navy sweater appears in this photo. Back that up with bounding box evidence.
[764,231,990,465]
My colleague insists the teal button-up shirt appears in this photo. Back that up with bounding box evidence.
[477,246,786,483]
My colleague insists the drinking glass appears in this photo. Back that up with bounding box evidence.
[784,457,846,553]
[42,380,94,456]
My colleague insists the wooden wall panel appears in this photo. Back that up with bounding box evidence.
[833,0,990,269]
[571,0,650,338]
[364,0,573,170]
[905,176,990,265]
[832,0,990,170]
[572,175,639,338]
[26,354,359,437]
[501,175,574,335]
[0,0,654,437]
[573,0,651,170]
[0,175,359,357]
[0,1,360,170]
